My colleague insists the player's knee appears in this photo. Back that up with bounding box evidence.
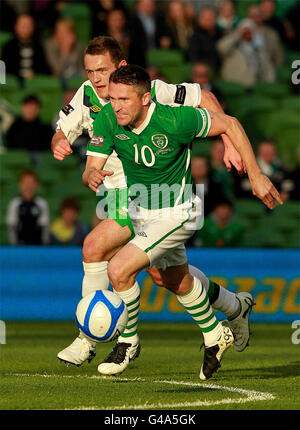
[107,261,130,290]
[82,235,107,262]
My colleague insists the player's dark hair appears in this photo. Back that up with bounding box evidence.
[84,36,124,67]
[109,65,151,95]
[19,169,39,183]
[60,197,80,213]
[22,95,40,106]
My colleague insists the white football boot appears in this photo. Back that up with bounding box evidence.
[57,332,97,366]
[227,292,256,352]
[98,338,141,375]
[199,325,234,380]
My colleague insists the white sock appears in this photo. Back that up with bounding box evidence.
[189,264,240,319]
[82,261,109,297]
[214,287,241,320]
[114,281,140,345]
[177,277,223,347]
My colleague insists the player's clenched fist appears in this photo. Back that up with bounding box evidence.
[87,169,114,192]
[51,130,73,160]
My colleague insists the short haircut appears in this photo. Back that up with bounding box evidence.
[109,65,151,95]
[84,36,124,67]
[22,95,40,106]
[60,197,80,213]
[19,169,39,182]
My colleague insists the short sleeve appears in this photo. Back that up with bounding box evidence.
[178,106,211,139]
[56,82,92,144]
[86,107,115,158]
[152,79,201,107]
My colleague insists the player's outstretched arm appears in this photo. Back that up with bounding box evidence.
[82,155,113,192]
[200,90,246,174]
[51,130,73,161]
[207,111,283,210]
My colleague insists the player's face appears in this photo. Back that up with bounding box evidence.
[84,53,126,99]
[109,82,151,128]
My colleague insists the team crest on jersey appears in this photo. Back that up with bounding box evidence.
[151,134,168,149]
[90,105,101,113]
[90,135,104,146]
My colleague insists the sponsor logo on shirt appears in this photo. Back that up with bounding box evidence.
[115,134,130,140]
[90,136,104,146]
[151,134,168,149]
[62,104,74,116]
[90,105,101,113]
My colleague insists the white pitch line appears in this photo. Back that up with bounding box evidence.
[5,373,275,409]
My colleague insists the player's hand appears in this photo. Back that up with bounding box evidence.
[52,138,73,161]
[88,169,114,192]
[221,133,246,175]
[250,173,283,210]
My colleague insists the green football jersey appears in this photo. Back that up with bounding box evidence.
[87,101,211,209]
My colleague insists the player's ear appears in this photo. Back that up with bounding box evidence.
[118,60,127,68]
[142,91,151,106]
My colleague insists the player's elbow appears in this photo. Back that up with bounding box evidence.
[200,90,218,111]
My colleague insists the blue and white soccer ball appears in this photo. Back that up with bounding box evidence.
[75,290,128,342]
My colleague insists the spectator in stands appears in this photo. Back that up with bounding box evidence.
[187,7,221,70]
[247,5,284,67]
[6,170,50,245]
[106,9,132,61]
[44,18,84,84]
[163,0,195,52]
[280,147,300,202]
[190,62,225,110]
[1,14,50,81]
[129,0,167,67]
[210,138,234,200]
[90,0,127,39]
[50,197,90,246]
[216,0,240,36]
[284,0,300,51]
[192,199,244,248]
[217,18,280,88]
[233,140,285,199]
[260,0,286,43]
[191,155,226,216]
[6,95,53,165]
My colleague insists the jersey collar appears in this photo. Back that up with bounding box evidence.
[128,101,156,135]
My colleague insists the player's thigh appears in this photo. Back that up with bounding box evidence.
[83,218,132,261]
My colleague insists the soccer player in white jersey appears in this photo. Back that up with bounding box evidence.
[82,65,282,379]
[52,37,255,374]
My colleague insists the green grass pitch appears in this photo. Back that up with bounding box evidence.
[0,321,299,410]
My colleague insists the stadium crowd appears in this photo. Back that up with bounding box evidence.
[1,0,299,248]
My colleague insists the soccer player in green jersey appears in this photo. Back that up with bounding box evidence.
[54,37,257,372]
[83,65,282,379]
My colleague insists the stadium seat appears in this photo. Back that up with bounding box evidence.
[253,82,290,100]
[66,76,86,90]
[147,49,185,84]
[281,96,300,113]
[0,150,31,170]
[276,66,292,84]
[24,75,61,92]
[263,112,300,167]
[0,31,12,55]
[235,95,277,143]
[234,199,266,225]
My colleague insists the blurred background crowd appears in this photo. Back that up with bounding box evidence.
[0,0,299,248]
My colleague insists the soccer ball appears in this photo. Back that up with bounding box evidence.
[75,290,128,342]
